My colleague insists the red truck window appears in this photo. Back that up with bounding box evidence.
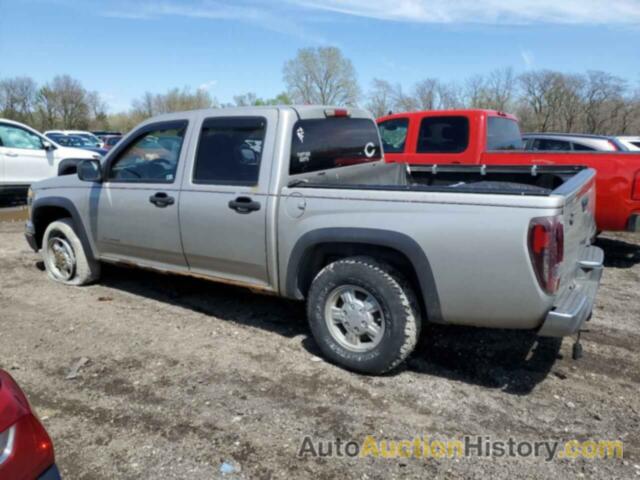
[487,117,524,151]
[417,116,469,154]
[378,118,409,153]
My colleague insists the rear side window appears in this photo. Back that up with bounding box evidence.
[487,117,524,150]
[290,118,382,175]
[417,116,469,154]
[533,139,571,151]
[194,117,266,186]
[378,118,409,153]
[572,143,596,151]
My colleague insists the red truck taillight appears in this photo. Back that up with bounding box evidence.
[632,171,640,201]
[529,217,564,295]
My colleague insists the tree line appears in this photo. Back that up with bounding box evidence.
[1,47,638,135]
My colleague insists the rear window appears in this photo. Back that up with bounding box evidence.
[487,117,523,151]
[417,116,469,154]
[290,118,382,175]
[378,118,409,153]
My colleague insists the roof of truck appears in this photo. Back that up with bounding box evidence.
[141,105,374,124]
[377,109,519,123]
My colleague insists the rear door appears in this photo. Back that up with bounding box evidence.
[92,120,190,269]
[179,110,278,289]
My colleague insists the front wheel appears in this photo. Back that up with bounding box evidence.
[42,218,100,286]
[307,256,421,374]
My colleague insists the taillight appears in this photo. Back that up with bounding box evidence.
[324,108,350,118]
[633,171,640,201]
[528,217,564,294]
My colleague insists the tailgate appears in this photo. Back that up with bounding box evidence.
[539,168,603,337]
[553,168,597,287]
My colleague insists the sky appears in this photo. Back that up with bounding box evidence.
[1,0,639,112]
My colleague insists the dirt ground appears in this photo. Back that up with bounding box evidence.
[0,208,639,479]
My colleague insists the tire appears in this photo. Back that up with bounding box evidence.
[42,218,100,286]
[307,256,421,374]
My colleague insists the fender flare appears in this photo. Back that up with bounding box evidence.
[284,227,443,323]
[32,196,97,262]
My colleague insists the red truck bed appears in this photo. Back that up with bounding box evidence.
[378,109,640,232]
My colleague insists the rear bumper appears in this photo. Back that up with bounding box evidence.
[25,220,38,252]
[538,245,604,337]
[627,214,640,232]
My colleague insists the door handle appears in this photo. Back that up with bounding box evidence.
[149,192,175,208]
[228,196,261,214]
[5,152,18,157]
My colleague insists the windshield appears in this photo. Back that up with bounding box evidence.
[67,136,95,147]
[290,118,382,175]
[487,117,524,151]
[378,118,409,153]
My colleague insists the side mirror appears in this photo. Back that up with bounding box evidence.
[77,159,103,182]
[42,140,55,151]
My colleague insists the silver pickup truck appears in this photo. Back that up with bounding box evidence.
[25,106,603,374]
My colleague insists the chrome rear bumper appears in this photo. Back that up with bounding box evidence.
[538,245,604,337]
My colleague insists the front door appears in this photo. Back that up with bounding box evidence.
[179,113,277,288]
[0,122,54,186]
[92,120,190,270]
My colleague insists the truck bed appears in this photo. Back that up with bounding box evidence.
[289,162,586,198]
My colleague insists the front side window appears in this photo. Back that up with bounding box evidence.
[0,125,43,150]
[417,116,469,154]
[487,117,524,151]
[108,124,186,182]
[378,118,409,153]
[194,117,266,186]
[290,118,382,175]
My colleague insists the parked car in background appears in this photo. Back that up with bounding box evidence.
[44,130,104,148]
[616,136,640,151]
[92,130,123,137]
[100,135,123,151]
[45,133,108,157]
[26,106,602,373]
[378,110,640,232]
[0,369,61,479]
[523,133,626,152]
[0,119,98,200]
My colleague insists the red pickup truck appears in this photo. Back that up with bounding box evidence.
[378,110,640,232]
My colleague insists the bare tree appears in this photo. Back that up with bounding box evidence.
[485,68,516,111]
[366,79,395,117]
[283,47,360,106]
[0,76,38,124]
[413,78,439,110]
[582,71,627,134]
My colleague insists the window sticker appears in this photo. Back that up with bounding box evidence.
[296,127,305,143]
[297,151,311,163]
[364,142,376,158]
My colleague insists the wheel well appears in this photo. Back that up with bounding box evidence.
[297,242,424,313]
[33,207,72,249]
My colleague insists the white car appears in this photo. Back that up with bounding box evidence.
[0,119,99,199]
[44,129,104,148]
[615,136,640,151]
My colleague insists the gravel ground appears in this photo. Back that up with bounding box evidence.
[0,211,639,479]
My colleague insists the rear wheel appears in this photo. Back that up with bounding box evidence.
[307,256,421,374]
[42,218,100,286]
